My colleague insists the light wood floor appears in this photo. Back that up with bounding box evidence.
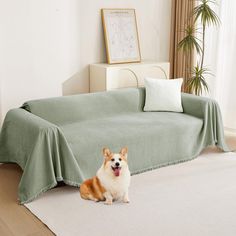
[0,164,54,236]
[0,134,236,236]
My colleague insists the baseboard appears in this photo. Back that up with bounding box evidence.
[225,127,236,135]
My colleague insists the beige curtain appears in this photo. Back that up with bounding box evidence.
[169,0,195,91]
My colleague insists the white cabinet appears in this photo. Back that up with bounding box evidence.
[89,61,170,92]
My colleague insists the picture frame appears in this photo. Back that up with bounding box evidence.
[101,8,141,64]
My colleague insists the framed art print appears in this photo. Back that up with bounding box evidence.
[101,9,141,64]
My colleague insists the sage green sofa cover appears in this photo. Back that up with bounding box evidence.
[0,88,229,203]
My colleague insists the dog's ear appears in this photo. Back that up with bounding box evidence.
[103,148,111,159]
[120,147,128,159]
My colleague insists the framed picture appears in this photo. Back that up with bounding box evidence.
[101,8,141,64]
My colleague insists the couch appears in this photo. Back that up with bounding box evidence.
[0,88,229,203]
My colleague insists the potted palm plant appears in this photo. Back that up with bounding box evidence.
[178,0,220,95]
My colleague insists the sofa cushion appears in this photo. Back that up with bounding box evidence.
[60,112,203,178]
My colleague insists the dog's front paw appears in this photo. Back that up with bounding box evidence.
[104,200,113,205]
[123,198,130,203]
[123,193,130,203]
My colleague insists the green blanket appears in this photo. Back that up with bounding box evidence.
[0,88,229,203]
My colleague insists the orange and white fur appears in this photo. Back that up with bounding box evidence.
[80,147,130,205]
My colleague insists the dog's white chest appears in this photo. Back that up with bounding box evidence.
[97,168,130,200]
[105,177,128,199]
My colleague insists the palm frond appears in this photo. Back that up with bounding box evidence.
[178,26,202,54]
[193,0,220,26]
[186,65,211,95]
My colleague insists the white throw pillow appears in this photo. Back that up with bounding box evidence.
[144,78,183,112]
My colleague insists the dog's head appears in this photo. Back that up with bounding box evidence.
[102,147,128,177]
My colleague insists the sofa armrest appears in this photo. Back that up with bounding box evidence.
[0,108,57,165]
[0,108,80,203]
[181,93,229,151]
[6,108,57,131]
[181,93,213,119]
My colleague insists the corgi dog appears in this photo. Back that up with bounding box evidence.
[80,147,130,205]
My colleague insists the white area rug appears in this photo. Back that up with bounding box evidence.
[25,149,236,236]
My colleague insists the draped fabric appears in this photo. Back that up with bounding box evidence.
[169,0,195,91]
[0,88,229,203]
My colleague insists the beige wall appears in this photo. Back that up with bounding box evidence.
[0,0,172,124]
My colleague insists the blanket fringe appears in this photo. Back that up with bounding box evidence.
[22,143,229,204]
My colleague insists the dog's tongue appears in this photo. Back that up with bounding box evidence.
[114,168,120,176]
